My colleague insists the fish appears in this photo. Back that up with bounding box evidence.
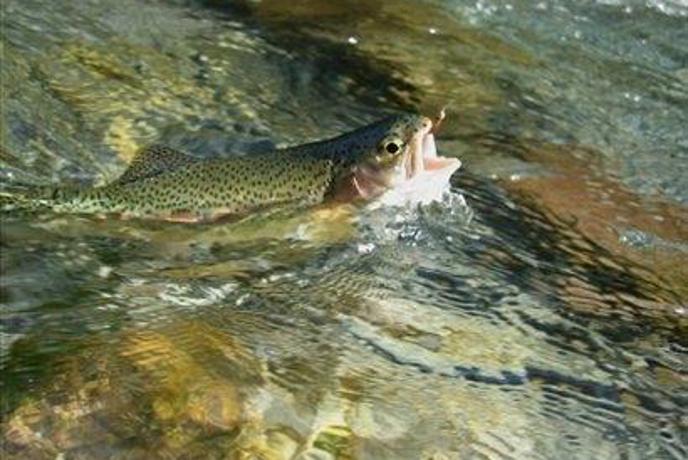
[1,112,461,223]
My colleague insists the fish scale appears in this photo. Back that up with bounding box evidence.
[1,114,456,222]
[53,153,335,220]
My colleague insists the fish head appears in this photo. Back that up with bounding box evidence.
[335,111,461,203]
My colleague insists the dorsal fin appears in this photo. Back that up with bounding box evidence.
[114,145,199,185]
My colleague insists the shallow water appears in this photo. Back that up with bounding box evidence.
[1,0,687,459]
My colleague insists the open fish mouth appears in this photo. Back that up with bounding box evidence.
[405,109,461,179]
[334,110,462,204]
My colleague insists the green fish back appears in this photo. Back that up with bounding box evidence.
[54,152,335,220]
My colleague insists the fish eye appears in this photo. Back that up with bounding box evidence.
[385,141,400,154]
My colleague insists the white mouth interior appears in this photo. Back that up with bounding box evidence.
[403,114,462,178]
[417,132,461,174]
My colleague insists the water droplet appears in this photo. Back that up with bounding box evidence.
[357,243,375,254]
[236,294,250,306]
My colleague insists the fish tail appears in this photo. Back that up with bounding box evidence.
[0,185,57,213]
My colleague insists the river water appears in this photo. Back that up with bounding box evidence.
[1,0,686,458]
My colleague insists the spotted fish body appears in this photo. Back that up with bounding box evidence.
[2,114,461,222]
[49,152,335,221]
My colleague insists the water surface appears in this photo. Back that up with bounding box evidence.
[1,0,687,458]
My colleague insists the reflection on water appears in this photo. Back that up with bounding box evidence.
[1,0,687,459]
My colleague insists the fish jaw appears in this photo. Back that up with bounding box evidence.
[373,155,461,208]
[343,113,461,206]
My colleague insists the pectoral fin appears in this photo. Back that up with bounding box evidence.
[114,145,198,184]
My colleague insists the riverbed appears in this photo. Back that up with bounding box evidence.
[1,1,686,458]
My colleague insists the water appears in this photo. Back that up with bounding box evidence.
[1,0,687,458]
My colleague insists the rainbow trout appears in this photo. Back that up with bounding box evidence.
[1,112,461,223]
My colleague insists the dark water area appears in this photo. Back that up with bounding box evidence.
[1,0,687,458]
